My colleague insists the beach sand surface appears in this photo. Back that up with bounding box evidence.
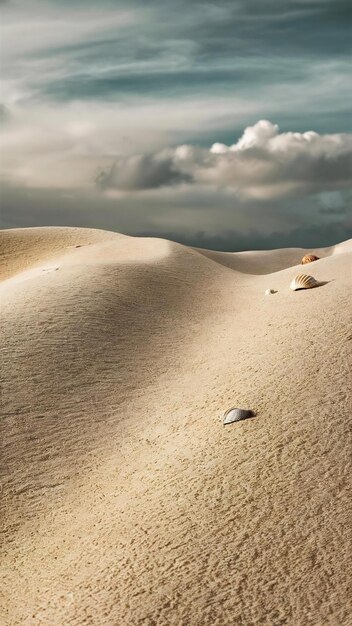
[1,227,351,626]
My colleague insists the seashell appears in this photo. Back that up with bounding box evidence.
[222,407,255,425]
[290,274,319,291]
[301,254,320,264]
[265,289,276,295]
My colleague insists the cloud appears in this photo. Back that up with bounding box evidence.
[1,181,350,252]
[96,151,192,190]
[319,206,347,215]
[1,0,351,244]
[98,120,352,199]
[0,103,10,122]
[1,0,351,125]
[317,190,348,215]
[139,221,352,253]
[1,0,352,194]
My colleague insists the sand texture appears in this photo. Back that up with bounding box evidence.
[1,227,351,626]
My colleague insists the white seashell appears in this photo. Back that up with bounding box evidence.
[290,274,319,291]
[222,407,255,425]
[265,289,276,295]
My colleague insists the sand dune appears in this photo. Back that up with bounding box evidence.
[1,227,351,626]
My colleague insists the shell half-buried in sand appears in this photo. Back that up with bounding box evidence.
[222,407,255,425]
[301,254,320,264]
[290,274,319,291]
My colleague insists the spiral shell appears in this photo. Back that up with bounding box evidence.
[222,407,255,425]
[301,254,319,264]
[290,274,319,291]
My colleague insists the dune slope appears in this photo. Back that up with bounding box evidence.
[1,227,351,626]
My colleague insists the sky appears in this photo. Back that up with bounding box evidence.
[0,0,351,250]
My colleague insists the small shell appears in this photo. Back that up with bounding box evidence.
[222,407,255,425]
[265,288,276,295]
[301,254,320,264]
[290,274,319,291]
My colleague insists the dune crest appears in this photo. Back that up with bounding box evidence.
[1,227,351,626]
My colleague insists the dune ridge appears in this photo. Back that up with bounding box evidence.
[1,227,351,626]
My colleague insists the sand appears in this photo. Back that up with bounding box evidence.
[1,226,351,626]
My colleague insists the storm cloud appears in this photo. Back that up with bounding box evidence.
[97,152,192,191]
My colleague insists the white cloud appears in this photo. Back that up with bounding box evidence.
[0,99,266,188]
[0,2,136,60]
[1,106,351,200]
[99,121,352,199]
